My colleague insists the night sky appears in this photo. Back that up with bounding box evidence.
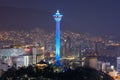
[0,0,120,36]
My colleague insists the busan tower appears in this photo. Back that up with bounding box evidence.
[53,10,63,65]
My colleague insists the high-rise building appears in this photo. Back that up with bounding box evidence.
[117,57,120,73]
[85,56,98,69]
[64,36,72,57]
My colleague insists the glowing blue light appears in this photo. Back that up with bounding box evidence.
[56,22,60,62]
[53,10,63,64]
[53,10,63,22]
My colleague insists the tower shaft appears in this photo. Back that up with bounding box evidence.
[56,21,60,62]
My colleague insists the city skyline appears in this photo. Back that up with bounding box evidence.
[0,0,120,37]
[0,1,120,78]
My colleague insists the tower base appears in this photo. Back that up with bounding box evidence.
[53,61,64,72]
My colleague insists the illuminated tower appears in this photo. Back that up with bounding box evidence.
[53,10,63,64]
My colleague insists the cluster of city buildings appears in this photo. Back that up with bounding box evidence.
[0,10,120,79]
[0,29,120,73]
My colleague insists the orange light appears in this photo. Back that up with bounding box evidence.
[24,48,30,52]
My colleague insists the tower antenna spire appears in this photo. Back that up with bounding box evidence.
[57,9,59,13]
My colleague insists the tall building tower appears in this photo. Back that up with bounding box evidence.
[53,10,63,64]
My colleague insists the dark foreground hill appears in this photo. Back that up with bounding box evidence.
[0,65,113,80]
